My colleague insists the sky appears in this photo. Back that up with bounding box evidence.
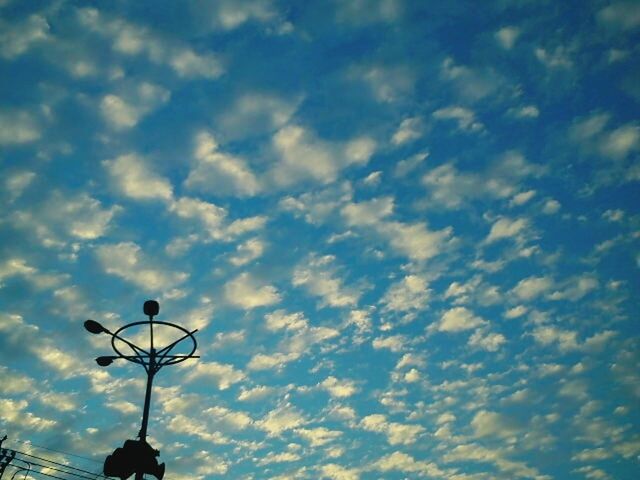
[0,0,639,479]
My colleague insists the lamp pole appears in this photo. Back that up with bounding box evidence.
[85,300,199,480]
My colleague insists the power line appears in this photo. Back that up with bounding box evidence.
[12,451,107,480]
[10,441,102,465]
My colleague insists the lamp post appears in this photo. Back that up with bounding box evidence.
[85,300,199,480]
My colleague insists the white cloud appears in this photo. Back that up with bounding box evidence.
[185,132,261,197]
[104,153,173,201]
[342,197,451,261]
[355,64,414,103]
[265,310,307,331]
[440,57,503,102]
[372,335,406,352]
[320,463,360,480]
[394,151,428,177]
[510,190,536,206]
[296,427,342,447]
[535,46,572,69]
[335,0,402,25]
[435,307,485,332]
[508,105,540,119]
[0,14,48,58]
[511,276,553,300]
[485,217,529,243]
[597,2,640,31]
[238,385,276,401]
[469,330,506,351]
[433,106,483,132]
[391,116,424,145]
[445,443,543,478]
[319,376,358,398]
[423,152,542,208]
[229,237,265,266]
[532,325,579,351]
[0,110,40,145]
[224,272,281,309]
[374,451,446,477]
[197,0,280,31]
[11,191,120,247]
[95,242,188,291]
[77,8,223,78]
[100,82,170,129]
[542,198,561,214]
[4,170,36,201]
[0,398,57,430]
[185,361,245,390]
[217,92,301,138]
[270,125,376,186]
[549,275,598,301]
[495,26,520,50]
[380,274,430,313]
[293,255,360,308]
[360,414,424,445]
[472,410,522,438]
[258,404,305,436]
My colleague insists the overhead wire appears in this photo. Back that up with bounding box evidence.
[11,451,107,480]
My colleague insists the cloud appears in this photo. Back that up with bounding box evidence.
[0,109,41,145]
[186,361,246,390]
[335,0,402,25]
[372,335,407,352]
[192,0,280,31]
[265,310,307,331]
[597,2,640,31]
[391,116,424,145]
[432,106,483,132]
[380,274,430,314]
[258,404,305,436]
[296,426,342,447]
[485,217,529,243]
[229,237,265,266]
[531,325,579,352]
[423,151,543,208]
[77,8,223,78]
[440,57,504,102]
[469,330,506,352]
[435,306,485,332]
[185,132,261,197]
[511,276,553,301]
[224,272,281,309]
[270,125,376,186]
[320,463,360,480]
[374,451,446,477]
[100,82,170,129]
[0,14,48,59]
[319,376,358,398]
[4,170,36,201]
[216,92,301,138]
[10,191,120,247]
[495,26,520,50]
[342,197,452,261]
[104,153,174,201]
[360,414,424,445]
[95,242,188,291]
[353,64,414,103]
[293,254,361,308]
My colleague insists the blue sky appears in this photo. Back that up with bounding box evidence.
[1,0,639,479]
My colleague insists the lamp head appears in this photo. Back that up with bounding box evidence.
[84,319,106,334]
[144,300,160,318]
[96,356,114,367]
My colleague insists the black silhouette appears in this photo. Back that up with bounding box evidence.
[84,300,199,480]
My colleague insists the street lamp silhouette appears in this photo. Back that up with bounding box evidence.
[84,300,199,480]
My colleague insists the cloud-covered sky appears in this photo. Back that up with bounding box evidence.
[1,0,639,479]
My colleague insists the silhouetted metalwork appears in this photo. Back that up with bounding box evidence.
[0,435,17,480]
[84,301,199,480]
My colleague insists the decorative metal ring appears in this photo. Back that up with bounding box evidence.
[111,320,197,366]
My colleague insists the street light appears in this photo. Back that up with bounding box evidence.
[85,300,199,480]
